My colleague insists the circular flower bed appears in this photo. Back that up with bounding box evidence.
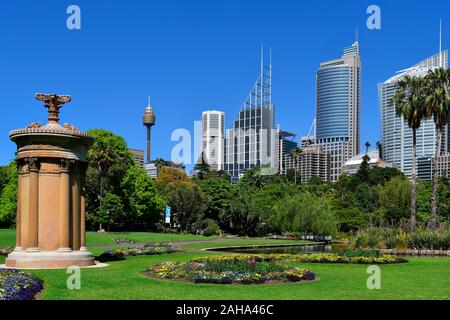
[0,269,43,300]
[98,243,184,262]
[146,255,316,285]
[262,253,407,264]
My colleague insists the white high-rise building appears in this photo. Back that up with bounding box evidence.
[201,110,225,171]
[378,50,448,178]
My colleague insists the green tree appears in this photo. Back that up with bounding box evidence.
[356,155,371,183]
[0,162,17,227]
[378,176,412,225]
[193,151,211,180]
[87,192,124,231]
[221,194,260,236]
[239,166,267,190]
[354,183,379,214]
[301,176,334,197]
[168,182,205,233]
[155,166,192,198]
[335,174,357,197]
[425,67,450,231]
[289,148,302,185]
[393,75,428,232]
[367,166,404,186]
[271,192,337,236]
[251,183,298,221]
[0,166,8,194]
[121,166,166,230]
[86,129,133,210]
[198,175,235,222]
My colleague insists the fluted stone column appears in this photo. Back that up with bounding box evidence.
[14,165,22,251]
[58,159,72,252]
[27,158,39,252]
[72,165,81,251]
[80,164,87,251]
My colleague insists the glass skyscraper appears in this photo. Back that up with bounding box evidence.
[224,53,276,181]
[378,50,448,178]
[315,40,361,182]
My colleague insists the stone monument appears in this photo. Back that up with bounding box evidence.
[6,93,95,268]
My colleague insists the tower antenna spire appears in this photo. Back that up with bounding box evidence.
[260,43,264,108]
[355,27,359,43]
[270,47,272,106]
[439,19,442,68]
[261,43,264,74]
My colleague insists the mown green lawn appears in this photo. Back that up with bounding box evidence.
[84,231,210,245]
[1,253,449,300]
[1,229,450,300]
[0,229,210,247]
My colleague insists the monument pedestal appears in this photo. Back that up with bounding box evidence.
[6,250,94,269]
[5,93,95,269]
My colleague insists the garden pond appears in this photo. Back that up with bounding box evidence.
[209,243,349,254]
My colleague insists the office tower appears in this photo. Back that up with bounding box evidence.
[201,110,225,171]
[378,50,448,178]
[142,97,156,164]
[315,38,361,182]
[282,145,331,183]
[275,130,298,173]
[128,148,144,168]
[224,50,276,182]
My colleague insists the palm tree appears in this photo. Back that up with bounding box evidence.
[89,144,117,209]
[289,148,303,185]
[425,67,450,231]
[393,75,428,232]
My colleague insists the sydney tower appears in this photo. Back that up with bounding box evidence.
[142,98,156,164]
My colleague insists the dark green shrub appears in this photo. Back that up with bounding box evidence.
[203,219,220,237]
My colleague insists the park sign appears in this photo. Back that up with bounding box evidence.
[165,206,171,224]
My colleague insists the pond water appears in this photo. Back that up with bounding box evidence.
[214,244,349,255]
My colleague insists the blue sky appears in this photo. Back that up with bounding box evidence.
[0,0,448,169]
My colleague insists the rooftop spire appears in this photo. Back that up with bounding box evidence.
[439,19,443,68]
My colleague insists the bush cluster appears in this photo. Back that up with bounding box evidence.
[350,227,450,250]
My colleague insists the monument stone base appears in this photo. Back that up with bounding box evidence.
[5,250,95,269]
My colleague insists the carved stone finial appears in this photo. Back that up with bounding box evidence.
[35,93,72,124]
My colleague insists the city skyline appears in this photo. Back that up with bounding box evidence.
[0,1,449,174]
